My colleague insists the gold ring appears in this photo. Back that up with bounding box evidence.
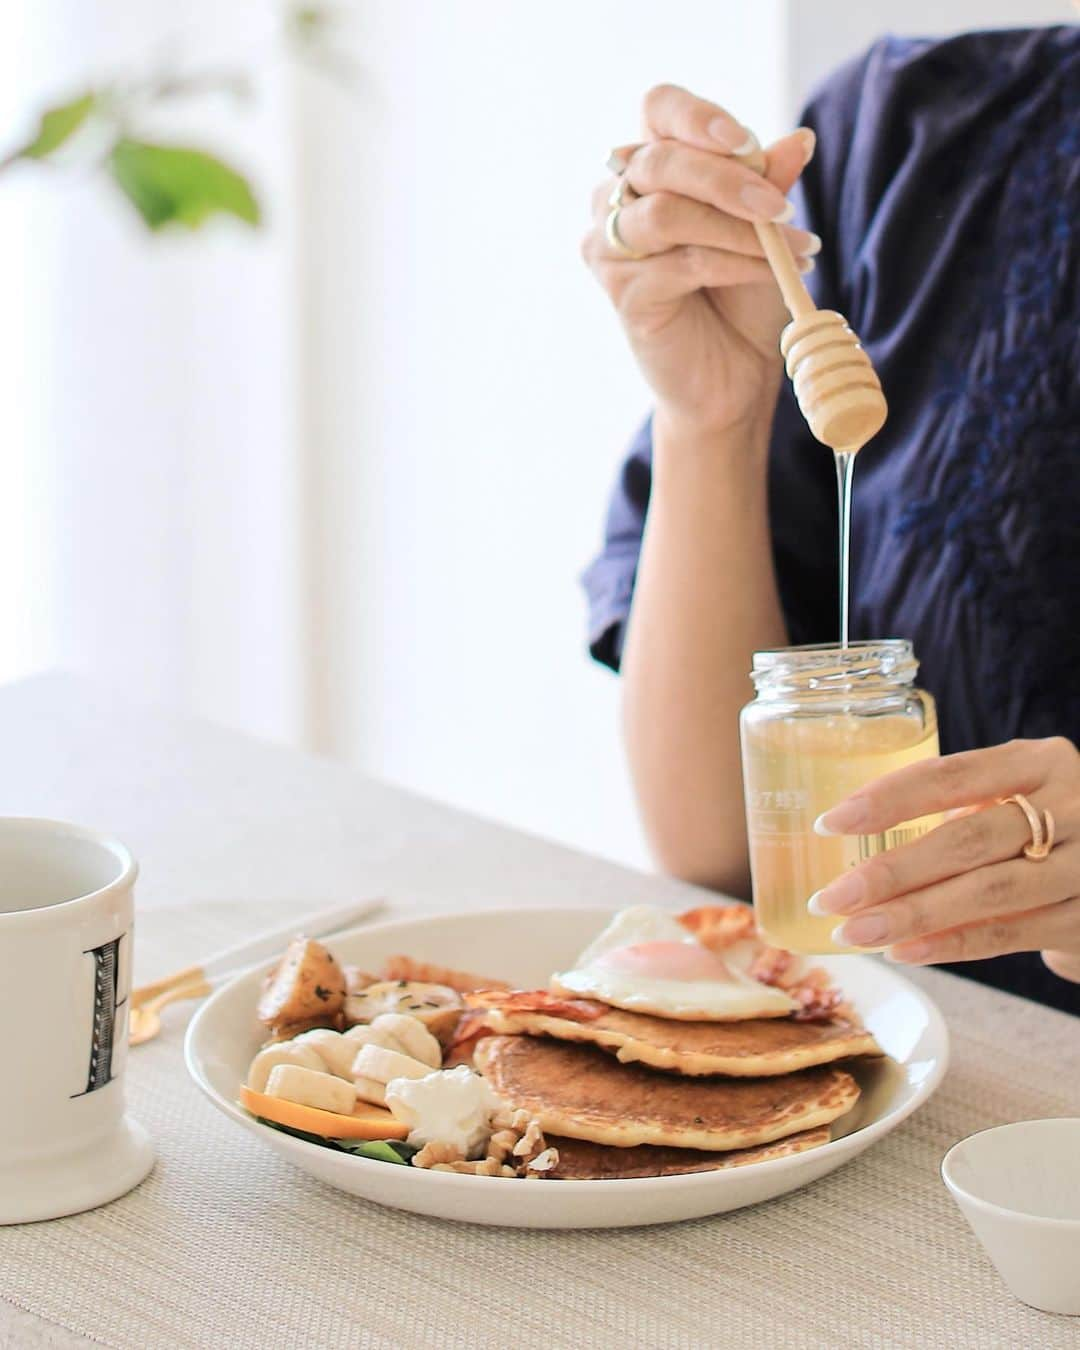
[606,143,643,175]
[999,794,1057,861]
[604,206,645,260]
[607,176,638,210]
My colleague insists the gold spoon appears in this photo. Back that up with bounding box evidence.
[129,977,212,1046]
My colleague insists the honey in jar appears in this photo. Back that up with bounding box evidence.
[740,640,941,955]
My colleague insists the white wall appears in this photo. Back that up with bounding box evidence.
[297,0,789,868]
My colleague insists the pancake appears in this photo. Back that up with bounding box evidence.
[474,1035,860,1151]
[483,1005,880,1077]
[547,1127,831,1179]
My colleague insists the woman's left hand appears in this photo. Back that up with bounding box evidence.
[808,737,1080,982]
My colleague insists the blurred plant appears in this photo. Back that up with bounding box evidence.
[0,2,354,232]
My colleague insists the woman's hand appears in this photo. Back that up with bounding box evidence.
[808,738,1080,982]
[582,84,820,435]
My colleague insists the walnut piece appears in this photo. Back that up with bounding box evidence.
[410,1105,556,1180]
[483,1108,555,1177]
[413,1140,464,1169]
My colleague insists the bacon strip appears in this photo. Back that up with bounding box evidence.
[749,946,795,986]
[379,954,511,993]
[446,1007,498,1054]
[462,989,607,1020]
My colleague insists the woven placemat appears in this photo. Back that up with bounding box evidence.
[2,900,1079,1350]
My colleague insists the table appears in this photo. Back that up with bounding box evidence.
[1,673,1078,1350]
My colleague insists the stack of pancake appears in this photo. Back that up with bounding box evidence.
[467,905,882,1180]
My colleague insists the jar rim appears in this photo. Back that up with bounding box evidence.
[751,638,914,672]
[749,639,919,695]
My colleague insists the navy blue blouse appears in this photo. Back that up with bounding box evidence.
[582,27,1080,1013]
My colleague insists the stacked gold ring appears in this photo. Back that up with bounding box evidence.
[999,794,1057,861]
[605,147,645,260]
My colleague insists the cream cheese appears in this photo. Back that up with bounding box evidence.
[384,1065,500,1158]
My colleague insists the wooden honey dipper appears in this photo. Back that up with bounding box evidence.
[739,143,887,454]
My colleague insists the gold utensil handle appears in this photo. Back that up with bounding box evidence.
[132,964,206,1008]
[142,977,213,1012]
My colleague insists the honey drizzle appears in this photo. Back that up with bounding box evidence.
[834,450,855,650]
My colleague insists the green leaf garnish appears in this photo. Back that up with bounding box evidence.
[333,1139,417,1164]
[257,1119,416,1165]
[17,93,97,161]
[108,139,260,231]
[258,1119,331,1147]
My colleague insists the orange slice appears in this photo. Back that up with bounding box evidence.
[239,1085,409,1140]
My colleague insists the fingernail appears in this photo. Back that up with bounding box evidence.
[807,872,865,917]
[606,149,629,174]
[835,913,889,948]
[731,129,759,156]
[709,118,755,153]
[814,797,869,836]
[795,127,816,165]
[885,939,932,965]
[794,231,822,256]
[740,183,792,222]
[798,256,816,274]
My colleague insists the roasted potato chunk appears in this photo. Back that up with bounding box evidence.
[257,937,347,1033]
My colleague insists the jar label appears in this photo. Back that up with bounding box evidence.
[841,822,932,870]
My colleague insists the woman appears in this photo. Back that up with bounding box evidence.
[581,27,1080,1012]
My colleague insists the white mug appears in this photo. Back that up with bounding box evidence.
[0,817,154,1224]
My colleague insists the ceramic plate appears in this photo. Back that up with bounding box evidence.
[185,906,948,1229]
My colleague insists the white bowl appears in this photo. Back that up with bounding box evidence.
[185,905,948,1229]
[942,1119,1080,1315]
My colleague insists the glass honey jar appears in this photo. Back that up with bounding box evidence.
[740,640,941,955]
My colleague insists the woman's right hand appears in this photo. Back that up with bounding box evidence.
[582,84,819,437]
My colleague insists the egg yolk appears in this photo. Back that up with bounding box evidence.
[592,941,736,982]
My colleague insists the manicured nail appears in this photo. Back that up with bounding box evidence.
[814,797,869,836]
[798,256,816,274]
[796,231,822,256]
[709,118,755,154]
[835,913,889,948]
[807,873,865,917]
[606,149,629,174]
[740,183,792,221]
[795,127,816,165]
[885,939,932,964]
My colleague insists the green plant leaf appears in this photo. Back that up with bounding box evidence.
[256,1119,417,1164]
[108,138,261,231]
[19,92,97,160]
[333,1139,417,1164]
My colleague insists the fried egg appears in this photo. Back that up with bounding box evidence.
[549,906,797,1021]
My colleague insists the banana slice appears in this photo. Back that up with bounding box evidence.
[265,1063,356,1115]
[292,1028,360,1079]
[344,1014,441,1069]
[246,1041,326,1093]
[352,1044,432,1106]
[353,1076,388,1106]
